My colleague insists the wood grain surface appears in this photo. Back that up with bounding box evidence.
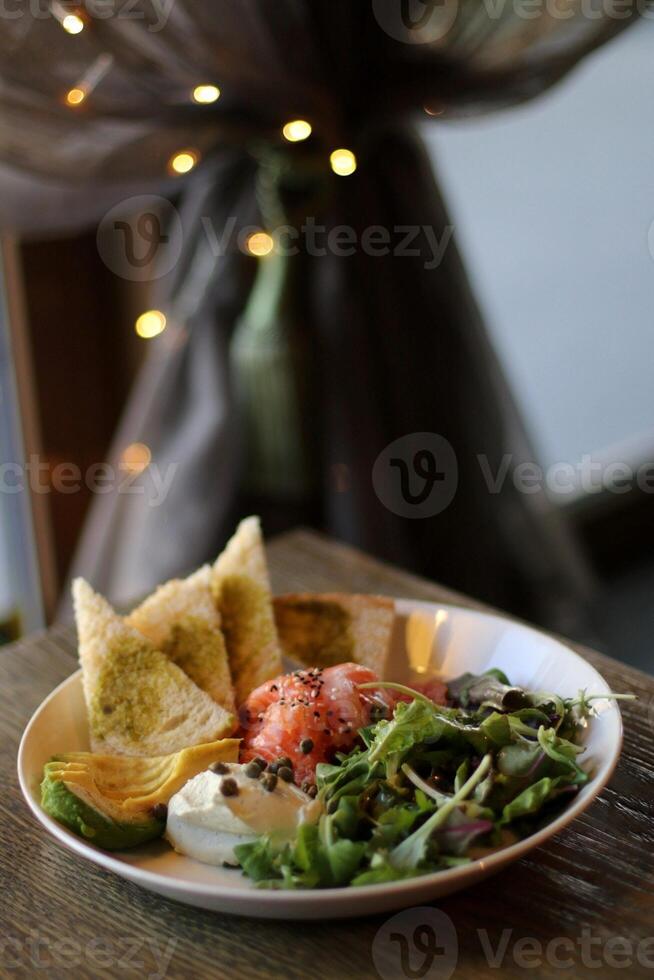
[2,530,653,980]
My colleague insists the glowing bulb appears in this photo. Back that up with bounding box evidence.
[424,105,444,117]
[246,232,274,257]
[120,442,151,475]
[135,310,167,339]
[65,87,86,106]
[62,13,84,33]
[282,119,312,143]
[192,84,220,104]
[168,150,199,175]
[329,148,357,176]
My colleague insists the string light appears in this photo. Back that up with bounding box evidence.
[282,119,312,143]
[120,443,152,475]
[62,13,84,33]
[65,87,86,106]
[135,310,167,339]
[63,53,114,108]
[168,150,199,175]
[192,84,220,104]
[329,148,357,176]
[50,2,85,33]
[246,232,274,257]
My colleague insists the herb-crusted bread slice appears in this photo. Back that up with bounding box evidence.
[273,592,395,678]
[126,565,235,715]
[72,578,236,756]
[211,516,283,704]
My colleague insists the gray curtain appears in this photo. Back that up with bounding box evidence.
[0,1,639,620]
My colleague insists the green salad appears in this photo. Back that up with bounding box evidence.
[235,670,630,889]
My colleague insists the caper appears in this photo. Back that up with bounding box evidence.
[209,761,230,775]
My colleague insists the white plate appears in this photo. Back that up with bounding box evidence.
[18,600,623,919]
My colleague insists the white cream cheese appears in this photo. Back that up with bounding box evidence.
[165,764,322,866]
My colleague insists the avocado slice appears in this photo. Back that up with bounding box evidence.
[40,737,240,850]
[41,770,163,850]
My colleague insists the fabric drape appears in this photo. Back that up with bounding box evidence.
[0,0,638,622]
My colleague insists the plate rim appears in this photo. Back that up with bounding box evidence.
[17,599,623,911]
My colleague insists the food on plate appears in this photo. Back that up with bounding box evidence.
[273,593,395,676]
[36,517,630,890]
[235,669,631,888]
[73,578,236,756]
[166,760,321,866]
[126,564,235,714]
[212,516,283,704]
[41,739,239,850]
[239,662,396,785]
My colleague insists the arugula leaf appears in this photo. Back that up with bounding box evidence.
[537,726,589,784]
[390,754,493,870]
[447,669,528,711]
[368,699,448,766]
[497,739,546,778]
[499,775,566,825]
[327,839,366,885]
[234,836,281,883]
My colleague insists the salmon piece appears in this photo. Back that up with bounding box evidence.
[239,662,394,785]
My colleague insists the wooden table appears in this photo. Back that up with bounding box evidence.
[2,530,653,979]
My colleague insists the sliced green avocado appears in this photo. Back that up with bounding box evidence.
[41,769,164,851]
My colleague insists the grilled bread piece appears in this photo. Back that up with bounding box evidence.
[73,578,236,756]
[212,516,283,704]
[273,592,395,678]
[126,565,235,714]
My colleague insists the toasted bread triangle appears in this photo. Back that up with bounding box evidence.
[211,516,283,704]
[126,565,235,714]
[72,578,235,756]
[273,592,395,678]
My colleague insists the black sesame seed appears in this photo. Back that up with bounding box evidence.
[102,704,114,715]
[253,756,268,770]
[209,761,230,775]
[261,773,278,792]
[267,761,280,774]
[300,738,314,754]
[245,761,263,778]
[151,802,168,821]
[307,785,318,798]
[220,777,238,797]
[278,766,293,782]
[276,756,292,770]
